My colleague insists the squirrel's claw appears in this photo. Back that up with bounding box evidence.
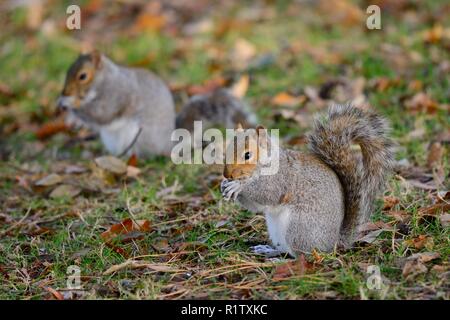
[221,179,241,201]
[251,245,282,258]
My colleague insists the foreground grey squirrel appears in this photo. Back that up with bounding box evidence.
[57,51,256,157]
[221,105,395,255]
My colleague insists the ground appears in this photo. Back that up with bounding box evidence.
[0,0,449,300]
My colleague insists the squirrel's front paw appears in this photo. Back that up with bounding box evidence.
[221,179,241,201]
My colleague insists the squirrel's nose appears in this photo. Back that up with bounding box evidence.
[56,96,68,112]
[223,166,232,179]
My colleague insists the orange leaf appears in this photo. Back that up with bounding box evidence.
[127,154,138,167]
[273,255,313,280]
[35,121,68,140]
[45,287,64,300]
[134,13,166,32]
[101,218,151,244]
[383,196,400,210]
[271,92,305,107]
[187,77,227,96]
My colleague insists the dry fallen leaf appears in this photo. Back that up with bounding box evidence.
[49,184,81,199]
[34,174,63,187]
[35,120,69,140]
[103,260,182,276]
[272,255,313,280]
[403,235,434,250]
[409,252,440,263]
[383,196,400,210]
[229,74,249,98]
[404,92,439,113]
[94,156,128,175]
[127,154,138,167]
[357,229,385,244]
[126,166,141,178]
[132,13,166,32]
[402,252,440,280]
[101,218,152,244]
[186,77,227,96]
[385,210,410,223]
[418,203,450,217]
[402,259,428,280]
[44,287,64,300]
[318,0,364,27]
[271,92,306,108]
[422,24,450,44]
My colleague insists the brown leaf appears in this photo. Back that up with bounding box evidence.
[45,287,64,300]
[133,13,166,32]
[152,238,171,252]
[404,92,439,114]
[409,252,440,263]
[318,0,364,27]
[403,235,434,250]
[34,174,63,187]
[49,184,81,199]
[402,259,427,280]
[273,255,313,280]
[402,252,440,280]
[229,74,249,98]
[418,203,450,217]
[35,121,69,140]
[126,166,141,178]
[103,260,182,276]
[101,218,152,244]
[127,154,138,167]
[94,156,128,175]
[271,92,306,108]
[422,24,448,44]
[385,210,410,223]
[383,196,400,210]
[186,77,227,96]
[357,229,384,244]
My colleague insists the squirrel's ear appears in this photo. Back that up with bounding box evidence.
[90,50,103,69]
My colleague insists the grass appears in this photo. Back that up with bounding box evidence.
[0,1,449,299]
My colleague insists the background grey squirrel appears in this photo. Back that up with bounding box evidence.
[221,105,395,256]
[57,51,256,158]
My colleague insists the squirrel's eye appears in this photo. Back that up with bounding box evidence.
[244,151,252,160]
[78,73,87,81]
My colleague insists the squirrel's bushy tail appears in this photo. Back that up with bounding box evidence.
[308,104,395,243]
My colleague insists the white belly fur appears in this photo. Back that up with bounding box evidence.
[99,118,140,155]
[264,207,292,254]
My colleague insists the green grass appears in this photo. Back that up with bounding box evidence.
[0,1,449,300]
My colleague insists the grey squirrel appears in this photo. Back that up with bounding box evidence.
[221,105,395,256]
[57,51,256,157]
[176,88,256,132]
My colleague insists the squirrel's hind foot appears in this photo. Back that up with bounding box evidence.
[251,244,284,258]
